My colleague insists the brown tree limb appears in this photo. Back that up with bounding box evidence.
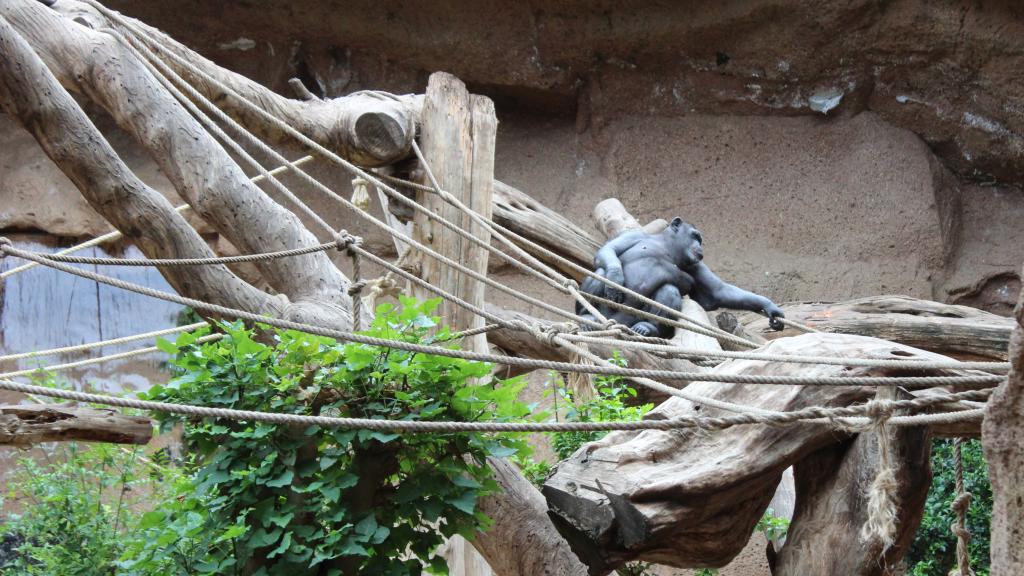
[543,333,975,572]
[0,404,152,446]
[2,0,353,327]
[0,10,276,314]
[740,296,1013,361]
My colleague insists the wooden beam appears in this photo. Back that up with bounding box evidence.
[413,72,586,576]
[0,404,152,446]
[411,72,495,353]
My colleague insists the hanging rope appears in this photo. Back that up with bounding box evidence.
[950,438,976,576]
[336,230,366,330]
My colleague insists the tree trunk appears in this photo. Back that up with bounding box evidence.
[0,8,275,315]
[982,266,1024,573]
[543,333,974,572]
[1,0,354,328]
[52,0,421,168]
[771,389,931,576]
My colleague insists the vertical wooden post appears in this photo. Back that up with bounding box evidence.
[982,264,1024,574]
[412,72,495,355]
[413,71,497,576]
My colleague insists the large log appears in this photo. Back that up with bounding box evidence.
[53,0,421,167]
[542,333,978,572]
[771,391,931,575]
[493,180,602,277]
[0,7,276,317]
[485,304,701,403]
[0,404,152,445]
[982,266,1024,574]
[740,296,1013,360]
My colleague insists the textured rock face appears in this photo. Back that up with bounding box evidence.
[1,0,1022,313]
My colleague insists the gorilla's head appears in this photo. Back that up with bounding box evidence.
[664,217,704,269]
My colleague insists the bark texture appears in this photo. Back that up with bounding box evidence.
[0,404,152,445]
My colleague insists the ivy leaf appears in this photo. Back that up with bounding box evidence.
[354,515,378,537]
[265,469,294,488]
[447,491,477,515]
[266,531,293,558]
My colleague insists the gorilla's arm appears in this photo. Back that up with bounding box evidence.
[689,262,785,330]
[592,230,645,303]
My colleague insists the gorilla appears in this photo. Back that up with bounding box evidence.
[576,217,785,338]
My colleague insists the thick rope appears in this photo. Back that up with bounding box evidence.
[0,334,223,379]
[337,231,366,329]
[0,322,207,362]
[859,386,899,551]
[0,378,989,433]
[950,437,975,576]
[0,243,1005,392]
[0,157,313,280]
[20,237,1003,378]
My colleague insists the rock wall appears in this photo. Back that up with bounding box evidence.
[1,0,1022,314]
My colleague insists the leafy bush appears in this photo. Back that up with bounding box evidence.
[0,442,175,575]
[907,439,991,576]
[128,297,534,575]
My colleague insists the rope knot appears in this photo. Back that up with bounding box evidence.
[347,280,368,297]
[563,278,580,292]
[864,398,895,423]
[540,321,578,347]
[0,237,11,251]
[951,491,973,514]
[334,230,362,254]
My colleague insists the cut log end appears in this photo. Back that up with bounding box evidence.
[350,111,412,166]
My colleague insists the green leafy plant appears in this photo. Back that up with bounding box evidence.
[756,508,790,542]
[0,442,176,576]
[907,439,991,576]
[131,297,535,575]
[548,354,653,461]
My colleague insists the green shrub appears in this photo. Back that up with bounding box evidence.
[126,297,535,575]
[0,442,175,575]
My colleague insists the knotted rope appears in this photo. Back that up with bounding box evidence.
[858,386,899,552]
[335,231,366,329]
[949,438,975,576]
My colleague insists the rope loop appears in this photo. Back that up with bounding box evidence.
[0,236,11,251]
[562,278,580,293]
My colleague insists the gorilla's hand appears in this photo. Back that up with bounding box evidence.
[604,267,627,304]
[764,303,786,331]
[630,321,659,337]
